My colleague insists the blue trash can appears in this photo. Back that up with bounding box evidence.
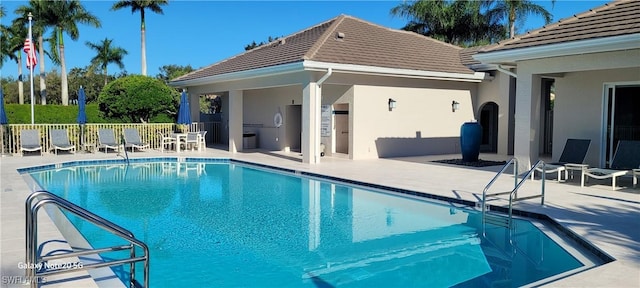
[460,122,482,162]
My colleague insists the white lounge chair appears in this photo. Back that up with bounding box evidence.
[50,129,76,155]
[20,129,42,156]
[533,139,591,182]
[582,140,640,190]
[97,129,123,153]
[124,128,150,152]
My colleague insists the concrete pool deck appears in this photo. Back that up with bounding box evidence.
[1,147,639,287]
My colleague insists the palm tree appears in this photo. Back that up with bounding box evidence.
[86,38,128,86]
[391,0,504,46]
[43,0,101,105]
[111,0,168,76]
[16,0,53,105]
[487,0,554,38]
[3,22,28,104]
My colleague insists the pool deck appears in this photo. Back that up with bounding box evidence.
[1,147,639,287]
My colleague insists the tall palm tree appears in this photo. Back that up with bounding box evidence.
[86,38,128,86]
[44,0,101,105]
[391,0,504,46]
[16,0,53,105]
[487,0,554,38]
[3,22,28,104]
[111,0,168,76]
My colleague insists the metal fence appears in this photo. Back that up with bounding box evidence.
[0,122,222,155]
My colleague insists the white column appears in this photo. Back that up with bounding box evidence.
[228,90,243,153]
[514,70,542,171]
[302,81,320,164]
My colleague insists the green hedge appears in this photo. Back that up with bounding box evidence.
[3,104,110,124]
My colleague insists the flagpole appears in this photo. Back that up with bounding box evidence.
[28,12,35,125]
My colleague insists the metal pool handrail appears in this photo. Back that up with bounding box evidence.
[25,191,149,288]
[482,159,546,231]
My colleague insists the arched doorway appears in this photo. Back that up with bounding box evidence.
[479,102,498,153]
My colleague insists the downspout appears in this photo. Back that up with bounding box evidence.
[315,68,333,163]
[497,65,517,78]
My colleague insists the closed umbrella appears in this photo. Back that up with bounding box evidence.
[177,90,191,125]
[0,87,8,156]
[77,86,87,151]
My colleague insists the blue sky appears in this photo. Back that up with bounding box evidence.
[1,0,610,79]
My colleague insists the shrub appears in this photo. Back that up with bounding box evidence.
[3,103,108,124]
[98,75,179,123]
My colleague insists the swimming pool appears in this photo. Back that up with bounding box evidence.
[26,159,601,287]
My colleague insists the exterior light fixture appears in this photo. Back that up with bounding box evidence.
[452,101,460,112]
[388,98,397,111]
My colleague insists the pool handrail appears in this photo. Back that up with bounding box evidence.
[25,190,149,288]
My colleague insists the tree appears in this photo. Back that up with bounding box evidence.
[68,66,109,103]
[86,38,128,86]
[156,64,194,84]
[42,0,101,106]
[3,22,28,104]
[244,36,281,51]
[15,0,52,105]
[111,0,168,76]
[98,75,179,123]
[486,0,554,38]
[390,0,504,46]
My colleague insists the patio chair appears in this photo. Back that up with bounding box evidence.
[97,129,123,153]
[158,132,176,153]
[124,128,150,152]
[582,140,640,190]
[533,139,591,182]
[20,129,42,156]
[182,132,200,151]
[50,129,76,155]
[198,130,207,150]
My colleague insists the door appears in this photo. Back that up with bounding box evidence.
[479,102,498,153]
[286,105,302,152]
[604,84,640,167]
[334,103,349,154]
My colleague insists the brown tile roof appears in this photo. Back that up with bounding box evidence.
[460,44,499,66]
[173,15,474,82]
[486,0,640,52]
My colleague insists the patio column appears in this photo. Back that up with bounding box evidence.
[302,80,320,164]
[514,70,542,171]
[229,90,243,153]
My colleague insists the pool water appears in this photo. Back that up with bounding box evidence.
[29,161,585,287]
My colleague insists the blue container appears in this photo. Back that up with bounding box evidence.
[460,122,482,162]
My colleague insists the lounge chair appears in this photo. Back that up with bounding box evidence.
[582,140,640,190]
[97,129,123,153]
[533,139,591,182]
[50,129,76,155]
[124,128,150,152]
[20,129,42,156]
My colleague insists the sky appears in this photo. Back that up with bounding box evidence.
[1,0,611,79]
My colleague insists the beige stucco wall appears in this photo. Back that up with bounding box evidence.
[476,71,513,155]
[553,67,640,167]
[351,82,477,159]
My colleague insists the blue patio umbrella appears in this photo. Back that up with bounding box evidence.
[0,87,8,155]
[77,86,87,149]
[0,87,8,125]
[77,86,87,124]
[177,90,191,125]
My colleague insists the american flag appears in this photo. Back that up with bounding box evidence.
[23,38,37,68]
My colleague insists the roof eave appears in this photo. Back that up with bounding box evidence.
[304,61,485,83]
[473,33,640,64]
[169,61,306,87]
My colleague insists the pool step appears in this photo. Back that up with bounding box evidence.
[484,213,510,228]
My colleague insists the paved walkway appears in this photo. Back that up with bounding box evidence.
[1,148,639,287]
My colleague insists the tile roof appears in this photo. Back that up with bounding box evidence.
[486,0,640,52]
[173,15,474,82]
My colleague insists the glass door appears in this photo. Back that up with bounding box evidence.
[604,84,640,167]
